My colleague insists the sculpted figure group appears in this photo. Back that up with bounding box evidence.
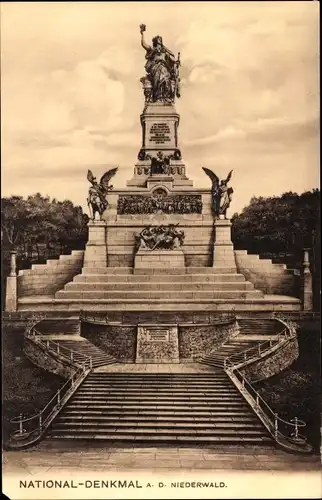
[135,224,185,251]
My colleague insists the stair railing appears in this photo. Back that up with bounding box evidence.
[9,325,92,448]
[223,320,311,453]
[27,327,93,369]
[224,327,291,369]
[226,366,310,452]
[9,364,89,448]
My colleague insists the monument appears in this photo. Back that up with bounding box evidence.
[12,25,302,331]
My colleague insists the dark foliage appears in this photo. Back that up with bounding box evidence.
[1,194,89,309]
[2,325,64,447]
[255,326,321,451]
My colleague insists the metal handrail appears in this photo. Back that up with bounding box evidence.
[223,320,310,451]
[229,367,307,445]
[224,328,290,368]
[10,325,92,446]
[28,329,93,369]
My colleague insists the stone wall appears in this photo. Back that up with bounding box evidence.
[18,251,84,296]
[179,322,239,361]
[235,250,299,296]
[81,318,238,362]
[24,337,76,379]
[81,323,136,362]
[240,338,299,382]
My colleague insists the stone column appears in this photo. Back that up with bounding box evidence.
[83,220,108,268]
[213,218,237,270]
[302,249,313,311]
[6,251,17,312]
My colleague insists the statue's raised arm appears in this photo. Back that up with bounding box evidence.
[140,24,151,51]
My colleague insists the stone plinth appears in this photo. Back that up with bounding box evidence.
[5,276,17,312]
[134,249,185,269]
[5,251,17,312]
[136,324,179,363]
[302,249,313,311]
[127,102,193,188]
[83,220,107,268]
[213,219,237,270]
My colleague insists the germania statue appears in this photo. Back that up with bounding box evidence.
[139,24,181,103]
[202,168,234,219]
[87,168,118,220]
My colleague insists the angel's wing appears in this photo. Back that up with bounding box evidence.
[202,167,219,187]
[100,167,118,188]
[225,170,233,183]
[87,169,95,185]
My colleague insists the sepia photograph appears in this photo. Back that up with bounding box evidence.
[1,1,320,499]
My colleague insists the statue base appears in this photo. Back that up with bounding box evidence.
[83,220,107,268]
[134,248,185,270]
[213,219,237,269]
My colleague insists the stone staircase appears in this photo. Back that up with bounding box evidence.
[199,339,259,368]
[47,338,117,369]
[55,266,264,302]
[37,319,80,336]
[199,319,283,368]
[47,371,272,445]
[237,318,283,336]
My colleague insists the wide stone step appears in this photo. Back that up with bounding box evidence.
[83,267,132,274]
[47,434,272,444]
[61,409,255,417]
[52,421,263,430]
[133,267,238,275]
[49,427,267,436]
[78,387,235,394]
[58,415,258,423]
[74,273,247,283]
[65,282,254,292]
[67,403,248,410]
[71,394,241,402]
[55,290,263,300]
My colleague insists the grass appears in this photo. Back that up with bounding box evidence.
[2,324,65,447]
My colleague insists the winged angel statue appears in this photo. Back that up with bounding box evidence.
[202,168,233,219]
[87,168,118,220]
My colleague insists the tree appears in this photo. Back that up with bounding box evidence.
[232,190,320,259]
[1,193,89,263]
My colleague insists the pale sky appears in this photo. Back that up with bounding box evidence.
[1,1,319,214]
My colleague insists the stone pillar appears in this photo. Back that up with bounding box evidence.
[83,220,108,268]
[5,251,17,312]
[302,249,313,311]
[213,218,237,270]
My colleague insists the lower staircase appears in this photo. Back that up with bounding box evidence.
[199,339,259,368]
[47,371,272,445]
[199,318,283,368]
[46,338,117,369]
[237,318,283,336]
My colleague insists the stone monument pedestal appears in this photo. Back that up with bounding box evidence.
[5,251,17,312]
[213,218,237,269]
[83,220,107,268]
[134,248,185,269]
[136,324,179,363]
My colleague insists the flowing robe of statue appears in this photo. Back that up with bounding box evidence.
[219,184,233,216]
[145,46,175,101]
